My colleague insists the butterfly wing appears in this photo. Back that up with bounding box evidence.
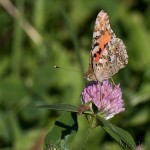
[91,10,128,82]
[93,38,128,82]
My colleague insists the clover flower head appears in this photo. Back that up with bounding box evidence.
[81,80,125,120]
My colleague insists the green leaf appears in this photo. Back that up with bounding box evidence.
[44,112,78,150]
[96,116,135,149]
[37,104,94,116]
[36,104,79,112]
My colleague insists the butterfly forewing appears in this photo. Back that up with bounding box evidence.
[85,10,128,82]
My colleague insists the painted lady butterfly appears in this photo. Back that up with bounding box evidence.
[85,10,128,82]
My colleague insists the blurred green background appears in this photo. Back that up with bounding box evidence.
[0,0,150,149]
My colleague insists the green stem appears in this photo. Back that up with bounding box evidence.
[32,0,47,60]
[11,0,24,77]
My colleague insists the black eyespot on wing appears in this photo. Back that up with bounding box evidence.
[94,42,99,47]
[97,48,102,54]
[119,56,123,61]
[104,43,107,48]
[94,53,97,58]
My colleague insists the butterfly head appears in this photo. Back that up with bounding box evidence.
[84,69,97,82]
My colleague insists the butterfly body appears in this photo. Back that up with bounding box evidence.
[85,10,128,82]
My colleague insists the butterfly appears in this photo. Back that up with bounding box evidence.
[85,10,128,83]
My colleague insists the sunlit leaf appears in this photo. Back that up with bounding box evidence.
[96,116,135,149]
[37,104,79,112]
[44,112,78,150]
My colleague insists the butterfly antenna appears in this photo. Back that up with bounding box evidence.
[53,65,80,73]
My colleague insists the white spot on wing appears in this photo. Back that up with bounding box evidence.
[103,49,108,56]
[93,31,100,38]
[92,46,99,52]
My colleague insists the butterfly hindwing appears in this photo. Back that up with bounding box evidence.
[85,10,128,83]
